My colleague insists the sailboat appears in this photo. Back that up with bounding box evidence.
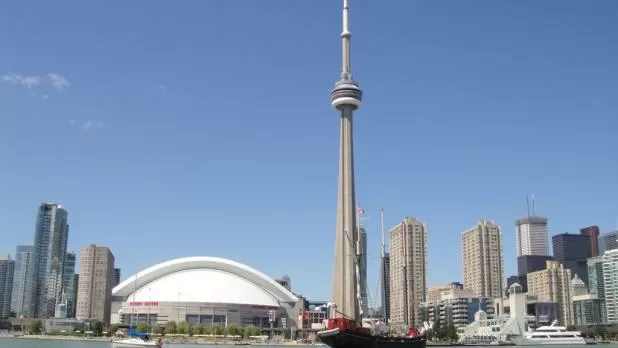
[316,1,426,347]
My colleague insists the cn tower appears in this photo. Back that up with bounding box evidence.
[331,0,363,323]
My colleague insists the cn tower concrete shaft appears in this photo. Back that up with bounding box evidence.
[331,0,363,324]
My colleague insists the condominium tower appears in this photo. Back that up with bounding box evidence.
[76,245,115,325]
[0,254,15,320]
[31,203,69,318]
[603,249,618,323]
[389,217,428,327]
[515,216,549,257]
[462,220,504,298]
[63,252,77,318]
[10,245,34,318]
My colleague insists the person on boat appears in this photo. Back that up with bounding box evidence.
[155,336,163,347]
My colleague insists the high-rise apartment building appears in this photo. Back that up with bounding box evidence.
[359,227,369,314]
[515,216,549,257]
[63,252,77,318]
[31,203,69,318]
[76,245,115,325]
[10,245,34,318]
[0,254,15,320]
[527,260,573,326]
[462,220,504,298]
[389,217,428,327]
[580,226,600,258]
[72,274,79,313]
[113,268,121,287]
[602,249,618,323]
[599,231,618,255]
[552,233,591,288]
[587,256,607,323]
[380,253,390,322]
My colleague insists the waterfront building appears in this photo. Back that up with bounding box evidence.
[588,256,607,322]
[572,294,603,326]
[10,245,34,318]
[525,299,558,328]
[63,252,77,318]
[0,254,15,320]
[389,217,428,327]
[526,260,573,326]
[31,202,69,318]
[76,245,115,325]
[426,282,463,303]
[515,216,549,257]
[602,249,618,323]
[599,231,618,254]
[421,288,493,328]
[552,233,591,288]
[461,220,504,299]
[110,256,301,330]
[580,226,600,257]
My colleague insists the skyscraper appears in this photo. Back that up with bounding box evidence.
[10,245,34,318]
[515,216,549,257]
[389,217,428,327]
[600,231,618,254]
[602,249,618,323]
[580,226,600,257]
[63,252,77,318]
[380,253,390,322]
[31,203,69,318]
[113,268,121,287]
[552,233,591,287]
[76,245,115,325]
[0,253,15,320]
[516,255,553,292]
[330,0,363,324]
[462,220,504,298]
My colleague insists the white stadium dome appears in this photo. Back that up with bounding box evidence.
[112,256,299,307]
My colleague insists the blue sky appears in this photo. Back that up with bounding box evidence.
[1,0,617,302]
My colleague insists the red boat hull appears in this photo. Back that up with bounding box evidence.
[318,327,426,348]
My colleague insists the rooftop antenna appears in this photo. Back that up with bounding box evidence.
[531,194,536,215]
[526,196,530,217]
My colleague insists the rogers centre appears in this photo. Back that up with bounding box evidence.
[110,256,302,329]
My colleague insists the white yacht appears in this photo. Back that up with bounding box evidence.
[510,321,586,346]
[112,337,161,348]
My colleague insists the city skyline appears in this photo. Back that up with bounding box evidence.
[2,1,617,301]
[1,202,616,303]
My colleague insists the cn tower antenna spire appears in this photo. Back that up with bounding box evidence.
[341,0,352,80]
